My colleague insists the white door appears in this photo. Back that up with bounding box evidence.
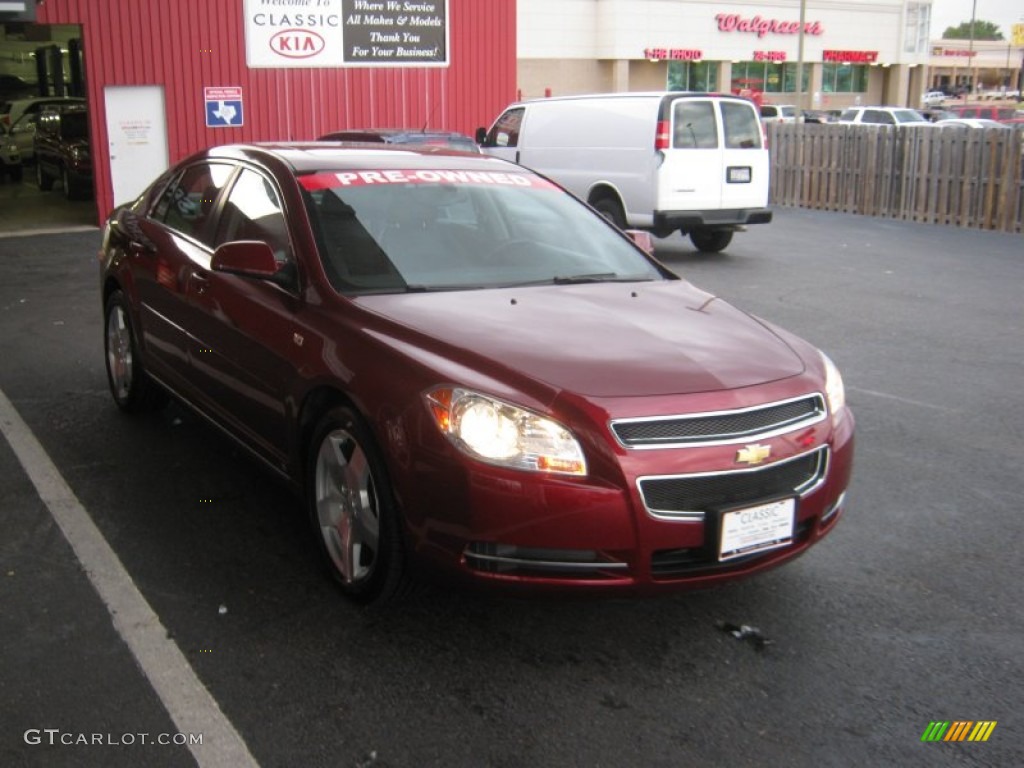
[658,98,722,213]
[104,86,169,206]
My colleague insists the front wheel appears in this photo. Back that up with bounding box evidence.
[689,228,734,253]
[308,406,411,605]
[104,291,167,412]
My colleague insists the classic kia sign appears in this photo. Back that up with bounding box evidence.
[245,0,449,68]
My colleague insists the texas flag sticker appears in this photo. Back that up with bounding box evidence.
[204,87,244,128]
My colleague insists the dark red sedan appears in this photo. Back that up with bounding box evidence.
[100,143,854,604]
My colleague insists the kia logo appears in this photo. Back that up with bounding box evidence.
[270,29,326,59]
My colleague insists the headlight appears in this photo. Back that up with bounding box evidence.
[821,352,846,421]
[426,387,587,475]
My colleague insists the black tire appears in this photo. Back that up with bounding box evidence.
[36,161,54,191]
[593,197,626,229]
[307,406,411,605]
[9,166,23,183]
[62,167,74,199]
[689,228,734,253]
[103,291,167,413]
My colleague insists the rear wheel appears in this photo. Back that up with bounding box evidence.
[308,406,411,605]
[104,291,167,413]
[689,228,734,253]
[36,161,53,191]
[593,197,626,229]
[62,167,75,199]
[9,166,23,183]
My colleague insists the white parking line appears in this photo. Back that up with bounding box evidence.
[0,386,259,768]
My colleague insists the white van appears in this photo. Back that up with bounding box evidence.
[476,92,771,252]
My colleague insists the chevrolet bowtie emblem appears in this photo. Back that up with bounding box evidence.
[736,444,771,466]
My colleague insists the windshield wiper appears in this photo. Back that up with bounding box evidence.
[553,273,658,284]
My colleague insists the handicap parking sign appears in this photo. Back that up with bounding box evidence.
[204,87,244,128]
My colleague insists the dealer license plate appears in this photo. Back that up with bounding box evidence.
[719,498,795,561]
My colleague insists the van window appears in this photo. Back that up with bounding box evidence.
[721,101,761,148]
[485,107,524,148]
[672,101,717,149]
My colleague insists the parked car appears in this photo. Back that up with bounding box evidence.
[0,122,23,182]
[934,118,1011,130]
[837,106,934,127]
[34,103,92,199]
[0,95,84,128]
[99,143,854,604]
[477,92,772,253]
[943,105,1018,123]
[920,107,958,123]
[802,109,841,124]
[760,104,798,123]
[318,128,481,153]
[0,74,36,105]
[921,91,946,107]
[8,111,41,162]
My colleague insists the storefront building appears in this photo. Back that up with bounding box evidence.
[16,0,516,222]
[516,0,939,111]
[926,37,1024,97]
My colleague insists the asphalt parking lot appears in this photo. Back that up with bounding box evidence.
[1,208,1022,767]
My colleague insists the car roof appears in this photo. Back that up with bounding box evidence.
[320,129,472,139]
[200,142,524,174]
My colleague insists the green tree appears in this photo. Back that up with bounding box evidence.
[942,19,1004,40]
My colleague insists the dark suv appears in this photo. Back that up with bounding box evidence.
[34,103,92,199]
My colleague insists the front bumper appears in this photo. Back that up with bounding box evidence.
[402,388,854,596]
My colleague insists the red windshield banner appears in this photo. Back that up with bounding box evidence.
[299,170,557,191]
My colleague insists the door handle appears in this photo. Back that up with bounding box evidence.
[189,271,209,295]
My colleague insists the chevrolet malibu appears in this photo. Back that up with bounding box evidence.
[99,144,854,604]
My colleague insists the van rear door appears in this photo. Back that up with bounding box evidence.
[657,96,769,216]
[658,97,722,213]
[718,99,770,212]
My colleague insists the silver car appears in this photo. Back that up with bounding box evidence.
[0,123,23,182]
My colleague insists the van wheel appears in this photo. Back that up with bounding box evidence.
[593,198,626,229]
[689,229,733,253]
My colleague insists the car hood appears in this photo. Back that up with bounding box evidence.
[355,281,806,397]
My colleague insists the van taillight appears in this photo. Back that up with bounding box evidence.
[655,120,670,150]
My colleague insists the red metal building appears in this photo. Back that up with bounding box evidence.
[37,0,517,222]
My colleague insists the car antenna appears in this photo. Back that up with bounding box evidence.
[420,101,439,133]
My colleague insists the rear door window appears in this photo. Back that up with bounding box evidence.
[152,162,235,246]
[722,101,762,148]
[672,101,717,149]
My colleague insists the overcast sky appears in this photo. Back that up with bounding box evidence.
[931,0,1023,38]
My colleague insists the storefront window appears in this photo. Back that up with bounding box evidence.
[821,64,869,93]
[904,3,930,54]
[667,61,719,92]
[730,62,808,94]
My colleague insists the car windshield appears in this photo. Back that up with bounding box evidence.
[300,169,666,294]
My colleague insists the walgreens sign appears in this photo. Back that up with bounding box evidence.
[715,13,824,38]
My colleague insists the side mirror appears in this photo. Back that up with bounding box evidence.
[474,126,487,145]
[624,229,654,256]
[212,240,282,280]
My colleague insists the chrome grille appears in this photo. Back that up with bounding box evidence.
[637,446,829,521]
[611,394,826,448]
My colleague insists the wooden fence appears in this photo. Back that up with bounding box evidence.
[767,123,1023,234]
